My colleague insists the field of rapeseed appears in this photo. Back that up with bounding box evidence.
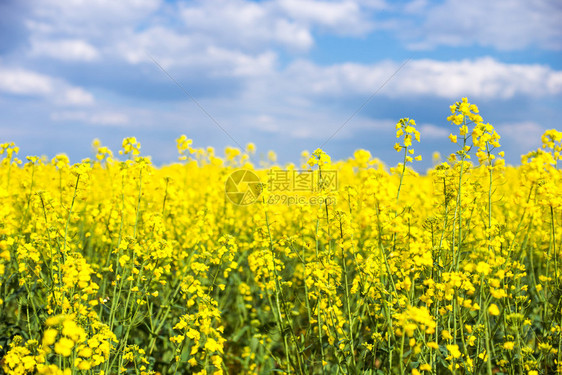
[1,98,561,374]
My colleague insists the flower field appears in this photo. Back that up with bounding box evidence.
[1,99,561,374]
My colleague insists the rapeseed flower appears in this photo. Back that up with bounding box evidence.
[1,107,561,374]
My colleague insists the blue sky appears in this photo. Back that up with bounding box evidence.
[0,0,561,170]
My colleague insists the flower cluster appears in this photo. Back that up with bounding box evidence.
[394,117,422,162]
[119,136,141,156]
[307,148,332,167]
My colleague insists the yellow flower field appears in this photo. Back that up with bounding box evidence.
[0,98,561,374]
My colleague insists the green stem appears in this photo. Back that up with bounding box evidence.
[338,218,357,370]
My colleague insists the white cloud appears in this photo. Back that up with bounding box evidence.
[0,67,53,95]
[420,124,449,139]
[207,47,278,77]
[0,65,95,106]
[30,39,99,61]
[403,0,428,14]
[23,0,162,66]
[251,115,280,133]
[406,0,562,50]
[28,0,161,37]
[116,27,194,65]
[114,26,279,80]
[281,57,562,100]
[394,58,562,99]
[276,0,373,35]
[280,59,390,97]
[90,113,129,125]
[175,0,378,54]
[58,87,95,106]
[51,110,129,125]
[290,127,317,139]
[272,19,315,50]
[23,0,379,65]
[179,0,314,51]
[496,121,545,151]
[50,111,86,122]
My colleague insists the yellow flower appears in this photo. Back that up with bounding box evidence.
[170,335,185,344]
[43,329,58,346]
[442,330,453,340]
[54,337,74,357]
[476,261,491,275]
[78,346,93,358]
[427,341,439,349]
[394,118,421,156]
[45,315,67,326]
[448,134,457,143]
[488,304,500,316]
[308,148,331,167]
[62,319,86,343]
[446,344,461,359]
[404,135,412,147]
[245,143,256,154]
[120,136,141,156]
[77,359,92,370]
[503,341,515,350]
[267,150,277,162]
[174,319,188,330]
[205,338,223,353]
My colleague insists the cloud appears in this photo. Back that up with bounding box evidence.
[420,123,449,139]
[176,0,380,53]
[496,121,545,151]
[30,38,99,61]
[112,25,279,82]
[0,66,53,95]
[115,26,195,65]
[26,0,161,37]
[57,87,95,106]
[21,0,560,106]
[179,0,314,51]
[281,57,562,100]
[394,58,562,99]
[21,0,315,63]
[51,110,129,126]
[275,0,374,35]
[0,65,95,105]
[402,0,428,14]
[247,114,280,133]
[405,0,562,50]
